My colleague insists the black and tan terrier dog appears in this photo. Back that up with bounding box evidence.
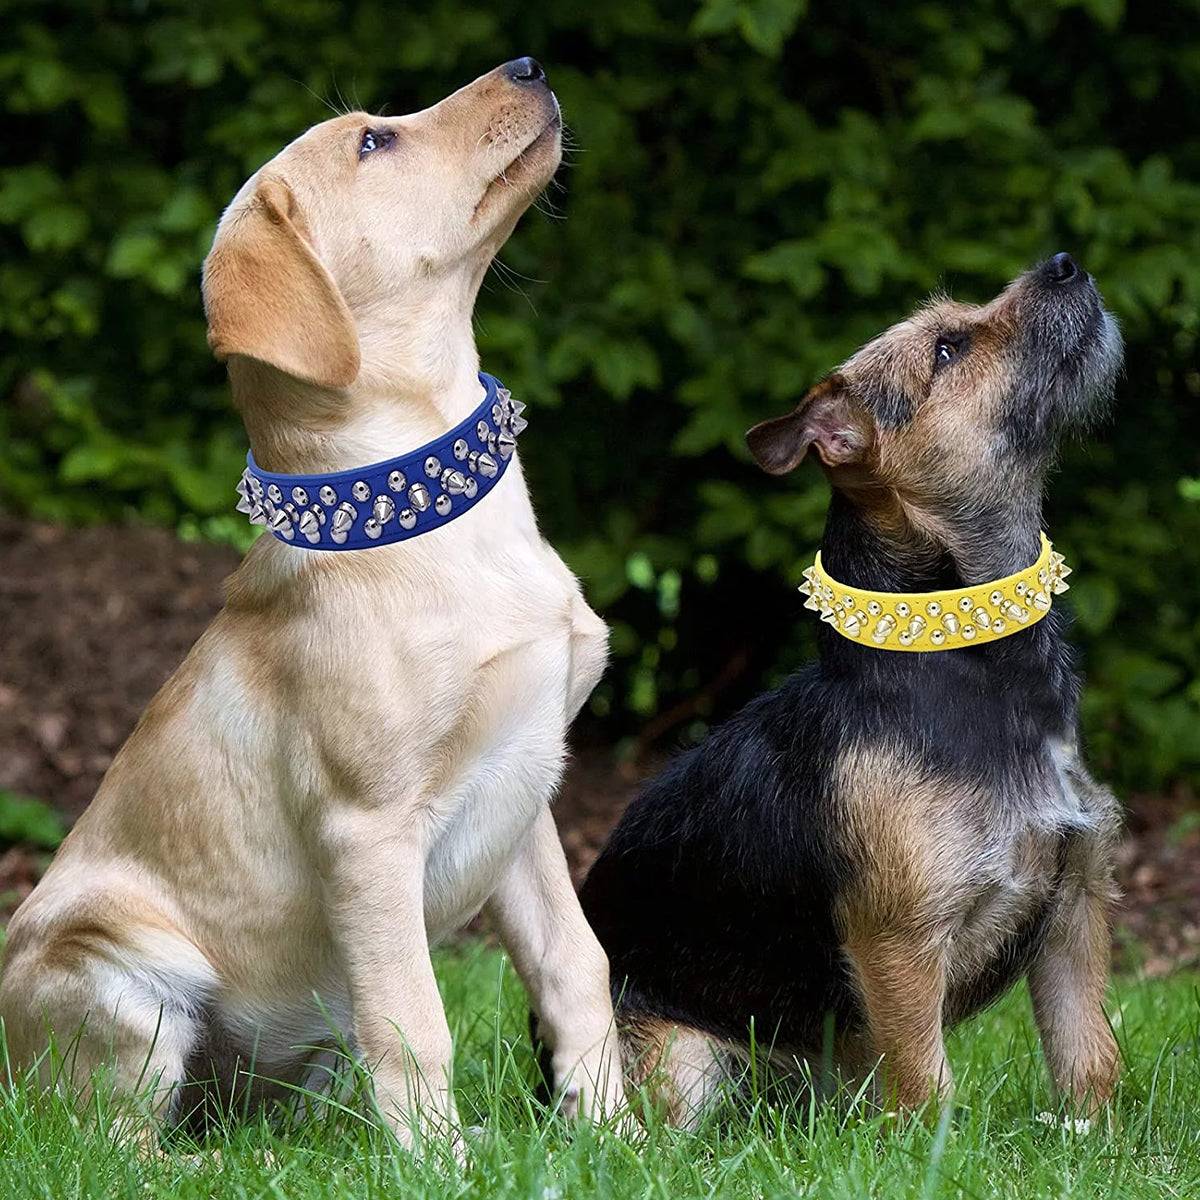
[579,253,1124,1124]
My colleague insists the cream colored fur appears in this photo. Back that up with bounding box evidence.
[0,63,624,1149]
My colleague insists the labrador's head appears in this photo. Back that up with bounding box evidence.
[203,59,561,391]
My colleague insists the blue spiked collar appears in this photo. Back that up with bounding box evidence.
[234,372,527,550]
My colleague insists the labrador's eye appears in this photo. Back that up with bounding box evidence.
[359,129,395,158]
[934,334,967,371]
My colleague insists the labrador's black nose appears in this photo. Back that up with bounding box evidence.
[504,57,546,85]
[1043,251,1080,284]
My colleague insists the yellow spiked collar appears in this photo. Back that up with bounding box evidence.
[800,533,1071,651]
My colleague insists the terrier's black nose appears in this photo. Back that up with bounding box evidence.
[1045,251,1079,284]
[504,57,546,85]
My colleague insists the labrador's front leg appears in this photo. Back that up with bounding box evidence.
[322,810,457,1150]
[487,805,625,1122]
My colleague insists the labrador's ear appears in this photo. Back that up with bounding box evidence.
[745,374,872,474]
[202,176,360,389]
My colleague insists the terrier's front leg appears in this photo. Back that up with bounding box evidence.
[322,809,458,1150]
[1028,854,1120,1113]
[487,805,625,1122]
[845,935,953,1112]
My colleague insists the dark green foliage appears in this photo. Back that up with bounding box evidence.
[2,0,1198,790]
[0,791,65,850]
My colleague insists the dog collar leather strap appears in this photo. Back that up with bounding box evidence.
[234,372,526,550]
[801,533,1071,651]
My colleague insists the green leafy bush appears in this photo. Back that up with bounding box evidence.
[0,791,65,850]
[2,0,1198,791]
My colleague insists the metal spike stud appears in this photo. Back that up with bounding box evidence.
[299,510,321,543]
[496,431,517,459]
[476,453,498,478]
[408,483,431,512]
[509,414,528,437]
[268,510,294,539]
[373,495,395,525]
[236,494,254,515]
[331,503,356,537]
[441,469,468,496]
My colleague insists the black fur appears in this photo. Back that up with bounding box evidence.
[581,499,1080,1053]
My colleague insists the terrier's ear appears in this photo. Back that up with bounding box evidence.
[202,176,360,389]
[745,374,872,474]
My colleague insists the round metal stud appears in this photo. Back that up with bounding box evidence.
[958,596,973,613]
[387,470,406,493]
[453,438,469,460]
[992,618,1007,634]
[434,494,452,516]
[930,630,946,646]
[398,508,417,530]
[267,483,283,504]
[896,602,911,618]
[408,483,431,512]
[363,518,382,540]
[467,451,480,473]
[989,590,1003,607]
[352,480,370,502]
[926,601,941,617]
[291,486,309,506]
[899,632,913,646]
[867,601,882,616]
[463,477,478,499]
[424,456,441,479]
[477,419,490,442]
[319,485,338,506]
[962,624,977,640]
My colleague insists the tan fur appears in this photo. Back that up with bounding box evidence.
[619,1016,731,1129]
[0,63,624,1148]
[834,739,1119,1113]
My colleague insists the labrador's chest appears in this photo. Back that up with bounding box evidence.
[419,608,602,940]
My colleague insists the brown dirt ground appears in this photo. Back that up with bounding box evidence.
[1,516,1196,976]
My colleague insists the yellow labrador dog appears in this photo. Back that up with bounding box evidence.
[0,58,623,1148]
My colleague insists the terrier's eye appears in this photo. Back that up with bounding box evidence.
[933,335,967,371]
[359,129,395,158]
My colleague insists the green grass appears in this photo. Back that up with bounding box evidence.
[1,943,1197,1199]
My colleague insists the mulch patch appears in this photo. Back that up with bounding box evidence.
[1,516,1196,974]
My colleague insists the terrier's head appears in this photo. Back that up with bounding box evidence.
[746,255,1122,556]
